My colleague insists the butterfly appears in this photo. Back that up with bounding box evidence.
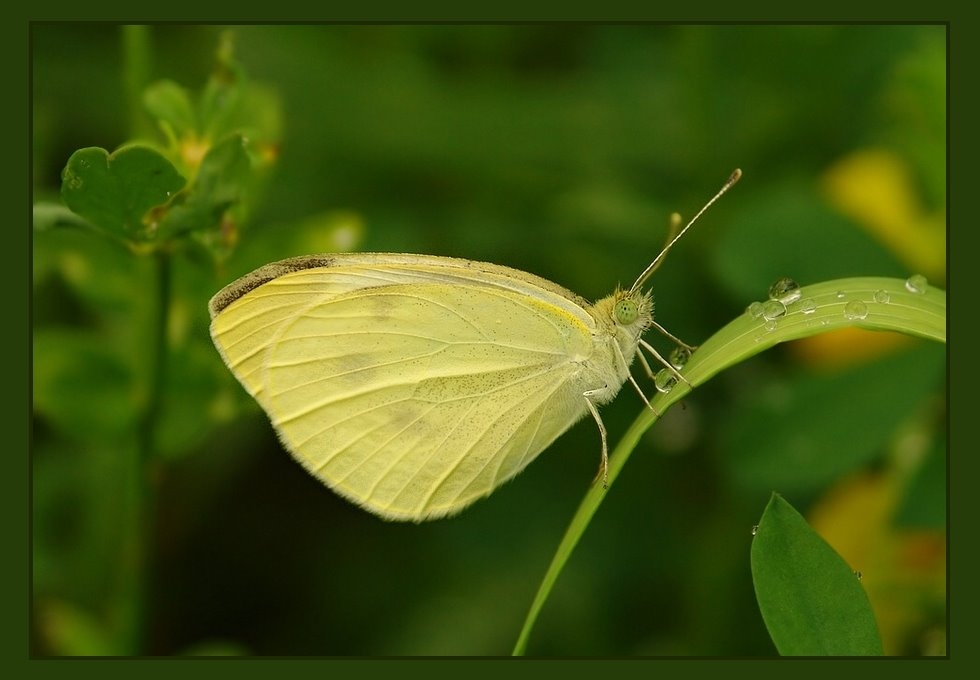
[208,170,740,521]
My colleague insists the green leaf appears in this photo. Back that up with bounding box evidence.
[751,494,883,655]
[32,201,94,232]
[893,438,947,530]
[711,185,908,302]
[199,33,246,140]
[680,277,946,384]
[34,601,119,656]
[156,134,252,241]
[33,329,138,439]
[722,343,945,495]
[60,146,186,243]
[143,80,197,140]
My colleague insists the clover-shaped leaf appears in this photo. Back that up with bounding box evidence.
[61,146,186,243]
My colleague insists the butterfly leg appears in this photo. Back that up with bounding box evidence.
[639,338,691,387]
[635,349,658,380]
[582,395,609,488]
[651,320,698,353]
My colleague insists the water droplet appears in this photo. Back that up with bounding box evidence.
[654,369,677,393]
[751,525,759,536]
[854,570,862,581]
[768,277,802,304]
[800,298,817,314]
[836,290,846,299]
[905,274,928,294]
[843,300,869,320]
[764,319,778,332]
[873,289,890,304]
[762,300,786,320]
[746,301,765,319]
[669,346,691,370]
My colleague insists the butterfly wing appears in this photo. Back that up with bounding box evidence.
[210,254,601,520]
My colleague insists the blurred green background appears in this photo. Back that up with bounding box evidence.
[32,24,946,656]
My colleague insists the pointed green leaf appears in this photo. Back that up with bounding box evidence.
[156,134,252,241]
[199,33,246,140]
[60,146,186,242]
[751,494,883,655]
[143,79,197,139]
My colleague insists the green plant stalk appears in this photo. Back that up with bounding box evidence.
[113,26,163,653]
[119,250,171,654]
[512,276,946,655]
[122,25,153,140]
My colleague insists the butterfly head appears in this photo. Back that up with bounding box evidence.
[609,287,653,338]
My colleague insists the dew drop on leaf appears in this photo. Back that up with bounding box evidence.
[669,346,691,370]
[762,300,786,320]
[768,276,801,304]
[843,300,869,320]
[905,274,928,294]
[654,369,677,393]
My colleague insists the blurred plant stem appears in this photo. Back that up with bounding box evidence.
[120,25,164,654]
[122,25,153,140]
[127,250,171,653]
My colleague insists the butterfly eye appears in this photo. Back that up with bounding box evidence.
[614,298,638,325]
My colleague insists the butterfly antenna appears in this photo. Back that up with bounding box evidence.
[630,168,742,294]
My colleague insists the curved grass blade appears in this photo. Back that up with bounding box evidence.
[512,276,945,655]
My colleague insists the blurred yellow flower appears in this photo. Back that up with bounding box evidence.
[808,470,946,655]
[822,149,945,280]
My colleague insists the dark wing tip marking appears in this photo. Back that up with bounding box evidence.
[208,255,339,318]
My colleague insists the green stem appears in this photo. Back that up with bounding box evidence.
[124,250,171,653]
[115,26,162,653]
[122,25,152,139]
[512,402,667,655]
[139,250,171,474]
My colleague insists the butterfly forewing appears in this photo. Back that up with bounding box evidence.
[210,256,605,520]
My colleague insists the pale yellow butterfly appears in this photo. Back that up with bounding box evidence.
[208,170,741,521]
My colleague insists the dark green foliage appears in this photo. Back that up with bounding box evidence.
[32,25,946,657]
